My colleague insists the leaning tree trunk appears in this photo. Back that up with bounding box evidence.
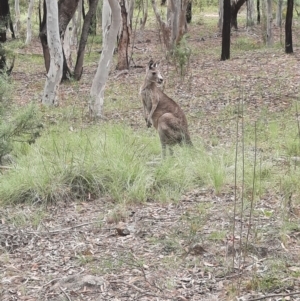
[276,0,283,27]
[128,0,135,28]
[117,0,131,70]
[73,0,99,80]
[90,0,121,118]
[39,0,50,71]
[266,0,273,46]
[221,0,231,60]
[140,0,148,29]
[25,0,35,45]
[58,0,80,80]
[285,0,293,53]
[71,0,82,47]
[102,0,111,38]
[231,0,247,30]
[171,0,189,46]
[42,0,63,105]
[40,0,79,77]
[151,0,189,50]
[151,0,171,49]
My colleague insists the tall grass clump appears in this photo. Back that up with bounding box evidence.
[0,122,232,205]
[0,70,42,163]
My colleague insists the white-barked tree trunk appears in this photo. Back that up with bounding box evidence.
[14,0,21,37]
[247,0,255,27]
[42,0,63,105]
[276,0,283,27]
[89,0,121,118]
[102,0,112,38]
[71,0,82,48]
[218,0,223,29]
[266,0,273,46]
[25,0,34,45]
[63,23,72,68]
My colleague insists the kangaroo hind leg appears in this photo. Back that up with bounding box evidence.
[157,113,181,157]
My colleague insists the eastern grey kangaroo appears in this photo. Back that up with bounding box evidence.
[140,60,192,157]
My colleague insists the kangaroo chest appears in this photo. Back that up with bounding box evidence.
[140,88,154,113]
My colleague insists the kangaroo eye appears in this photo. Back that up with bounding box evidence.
[152,72,156,75]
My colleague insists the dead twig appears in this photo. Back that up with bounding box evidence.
[0,166,13,169]
[59,286,72,301]
[114,70,129,79]
[248,290,300,301]
[27,221,101,235]
[110,280,173,300]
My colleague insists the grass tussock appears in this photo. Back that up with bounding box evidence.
[0,123,231,205]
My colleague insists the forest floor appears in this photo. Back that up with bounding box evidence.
[1,9,300,301]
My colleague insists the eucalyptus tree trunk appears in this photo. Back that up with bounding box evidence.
[276,0,283,27]
[117,0,131,70]
[25,0,34,44]
[42,0,63,105]
[128,0,135,27]
[285,0,293,53]
[170,0,189,45]
[140,0,148,29]
[151,0,189,50]
[0,0,15,42]
[63,22,72,68]
[40,0,79,77]
[74,0,99,80]
[247,0,255,27]
[102,0,111,38]
[71,0,82,47]
[218,0,223,30]
[266,0,273,46]
[231,0,246,30]
[14,0,20,37]
[257,0,260,23]
[221,0,231,60]
[89,0,121,118]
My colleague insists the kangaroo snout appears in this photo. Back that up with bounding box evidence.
[157,77,163,84]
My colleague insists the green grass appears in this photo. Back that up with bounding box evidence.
[0,122,230,204]
[2,104,300,206]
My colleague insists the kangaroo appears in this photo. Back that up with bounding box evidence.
[140,59,192,157]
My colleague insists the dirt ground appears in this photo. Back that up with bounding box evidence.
[1,11,300,301]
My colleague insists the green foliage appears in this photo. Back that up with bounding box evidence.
[233,37,262,51]
[0,47,43,163]
[0,103,43,163]
[194,0,219,7]
[172,35,192,78]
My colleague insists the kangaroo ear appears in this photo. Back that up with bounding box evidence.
[148,59,154,69]
[154,61,160,67]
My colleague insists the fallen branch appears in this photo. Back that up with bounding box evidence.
[27,221,101,235]
[110,280,173,300]
[0,166,13,169]
[59,286,72,301]
[248,291,300,301]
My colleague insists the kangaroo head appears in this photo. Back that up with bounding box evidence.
[146,60,163,84]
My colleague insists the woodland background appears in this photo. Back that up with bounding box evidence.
[1,0,300,300]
